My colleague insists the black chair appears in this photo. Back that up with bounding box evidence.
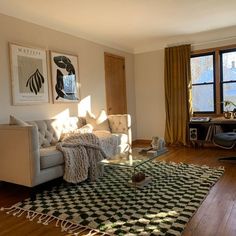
[213,132,236,161]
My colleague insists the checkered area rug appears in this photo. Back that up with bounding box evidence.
[3,162,224,236]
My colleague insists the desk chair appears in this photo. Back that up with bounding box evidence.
[213,132,236,161]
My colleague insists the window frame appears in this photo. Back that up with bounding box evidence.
[191,44,236,117]
[220,48,236,112]
[191,52,216,114]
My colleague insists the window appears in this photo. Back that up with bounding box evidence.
[191,45,236,114]
[221,50,236,111]
[191,53,215,113]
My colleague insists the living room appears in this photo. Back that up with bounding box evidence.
[0,1,236,235]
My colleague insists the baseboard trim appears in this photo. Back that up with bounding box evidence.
[132,139,152,146]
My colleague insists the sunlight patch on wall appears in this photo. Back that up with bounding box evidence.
[78,95,91,117]
[52,108,70,119]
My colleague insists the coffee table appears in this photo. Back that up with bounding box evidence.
[100,147,168,188]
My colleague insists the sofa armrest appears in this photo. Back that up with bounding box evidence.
[108,114,132,146]
[0,125,40,187]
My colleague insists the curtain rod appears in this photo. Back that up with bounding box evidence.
[166,36,236,48]
[192,35,236,46]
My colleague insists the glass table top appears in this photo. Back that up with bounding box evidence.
[100,147,168,168]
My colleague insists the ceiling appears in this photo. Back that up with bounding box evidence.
[1,0,236,53]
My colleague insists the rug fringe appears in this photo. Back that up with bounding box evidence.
[0,206,110,236]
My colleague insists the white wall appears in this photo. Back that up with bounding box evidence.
[0,14,137,139]
[135,50,165,139]
[134,28,236,140]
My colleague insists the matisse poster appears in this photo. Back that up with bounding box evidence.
[10,43,49,105]
[50,51,80,103]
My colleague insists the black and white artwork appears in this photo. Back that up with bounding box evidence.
[50,51,80,103]
[10,43,49,105]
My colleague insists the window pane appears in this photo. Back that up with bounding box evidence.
[191,55,214,84]
[222,82,236,111]
[222,51,236,82]
[192,84,214,112]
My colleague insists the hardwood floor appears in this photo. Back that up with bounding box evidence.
[0,146,236,235]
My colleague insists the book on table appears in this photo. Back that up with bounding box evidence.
[190,117,211,123]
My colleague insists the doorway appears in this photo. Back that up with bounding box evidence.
[104,53,127,115]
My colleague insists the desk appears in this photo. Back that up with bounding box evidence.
[189,118,236,147]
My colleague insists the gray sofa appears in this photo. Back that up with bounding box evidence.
[0,114,131,187]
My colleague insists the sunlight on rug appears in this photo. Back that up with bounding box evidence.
[1,162,224,236]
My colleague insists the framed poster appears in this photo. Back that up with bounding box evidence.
[50,51,80,103]
[9,43,49,105]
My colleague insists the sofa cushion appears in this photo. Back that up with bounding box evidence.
[85,111,97,127]
[59,117,86,140]
[95,110,110,131]
[40,146,64,170]
[9,115,29,126]
[61,124,93,140]
[86,110,110,131]
[93,130,111,137]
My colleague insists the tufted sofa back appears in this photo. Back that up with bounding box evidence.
[28,117,86,148]
[108,114,131,133]
[108,114,132,145]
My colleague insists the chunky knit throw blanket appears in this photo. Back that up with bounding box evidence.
[56,133,106,183]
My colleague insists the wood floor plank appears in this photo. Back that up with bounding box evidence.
[0,146,236,235]
[222,202,236,236]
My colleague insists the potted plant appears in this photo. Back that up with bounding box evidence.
[223,100,236,119]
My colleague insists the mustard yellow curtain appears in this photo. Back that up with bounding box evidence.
[164,45,192,146]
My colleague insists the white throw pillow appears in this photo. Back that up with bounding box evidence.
[9,115,28,126]
[76,124,94,134]
[85,111,97,128]
[61,124,94,140]
[85,110,110,132]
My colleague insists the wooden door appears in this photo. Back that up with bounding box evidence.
[104,53,127,115]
